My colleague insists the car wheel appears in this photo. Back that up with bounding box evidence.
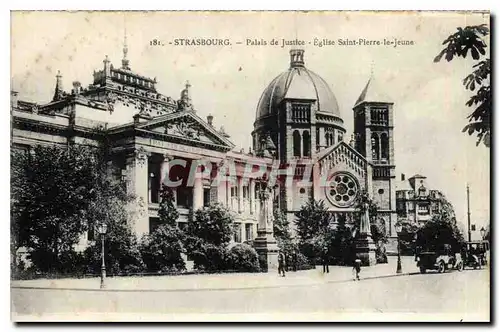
[438,261,445,273]
[419,266,426,274]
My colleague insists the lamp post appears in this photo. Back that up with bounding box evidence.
[98,222,108,289]
[480,227,486,240]
[395,222,403,274]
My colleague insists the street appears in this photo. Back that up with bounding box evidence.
[11,268,489,321]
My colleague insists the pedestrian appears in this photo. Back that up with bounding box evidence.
[353,257,361,281]
[322,246,330,274]
[278,251,286,277]
[293,250,298,272]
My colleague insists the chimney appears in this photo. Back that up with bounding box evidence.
[72,81,82,95]
[207,114,214,126]
[401,173,405,181]
[11,91,18,108]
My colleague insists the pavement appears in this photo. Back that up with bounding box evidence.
[11,267,490,322]
[11,256,420,292]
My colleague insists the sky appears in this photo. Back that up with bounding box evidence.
[11,11,490,237]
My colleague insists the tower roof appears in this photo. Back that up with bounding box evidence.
[354,76,392,108]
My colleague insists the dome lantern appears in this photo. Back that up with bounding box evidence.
[289,49,305,68]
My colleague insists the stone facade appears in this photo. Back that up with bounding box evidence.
[396,173,447,226]
[11,47,401,262]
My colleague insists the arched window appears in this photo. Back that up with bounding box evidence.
[371,133,379,160]
[303,131,311,157]
[316,128,320,150]
[293,130,301,157]
[381,133,389,160]
[326,132,334,146]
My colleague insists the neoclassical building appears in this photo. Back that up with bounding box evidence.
[11,46,399,261]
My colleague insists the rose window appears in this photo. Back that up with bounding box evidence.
[326,173,359,207]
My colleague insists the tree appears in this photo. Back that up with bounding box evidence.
[330,214,355,265]
[434,24,490,147]
[415,196,464,253]
[187,203,234,247]
[186,203,235,271]
[11,144,97,273]
[84,220,145,275]
[294,198,334,262]
[140,184,186,272]
[273,209,295,254]
[295,198,332,241]
[157,184,179,227]
[80,127,146,275]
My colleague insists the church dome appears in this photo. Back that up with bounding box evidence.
[255,49,341,121]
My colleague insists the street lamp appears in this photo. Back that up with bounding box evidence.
[97,222,108,289]
[480,227,486,240]
[395,222,403,274]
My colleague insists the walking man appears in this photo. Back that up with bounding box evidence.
[278,251,286,277]
[353,257,362,281]
[322,245,330,274]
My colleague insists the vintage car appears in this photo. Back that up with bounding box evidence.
[462,241,489,269]
[416,245,463,274]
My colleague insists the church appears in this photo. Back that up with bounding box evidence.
[11,44,399,265]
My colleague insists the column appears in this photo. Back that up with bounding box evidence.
[126,147,150,238]
[159,154,174,203]
[159,154,170,190]
[237,176,243,213]
[378,135,382,160]
[249,178,256,215]
[255,182,261,219]
[193,173,203,211]
[312,162,321,200]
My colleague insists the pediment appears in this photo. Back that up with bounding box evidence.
[316,142,367,178]
[137,111,235,151]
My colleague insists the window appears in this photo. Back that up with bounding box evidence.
[381,133,389,161]
[418,205,429,214]
[325,131,334,146]
[243,185,249,199]
[303,131,311,157]
[316,128,320,150]
[245,224,253,241]
[203,188,210,207]
[371,133,379,160]
[230,185,237,198]
[326,173,359,207]
[293,130,301,157]
[234,223,242,243]
[176,187,192,208]
[149,217,160,233]
[178,222,188,232]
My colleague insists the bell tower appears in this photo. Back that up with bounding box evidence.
[353,76,397,241]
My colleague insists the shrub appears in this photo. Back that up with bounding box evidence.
[83,222,145,275]
[376,245,388,264]
[228,243,260,272]
[295,252,315,270]
[140,224,186,272]
[189,240,230,272]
